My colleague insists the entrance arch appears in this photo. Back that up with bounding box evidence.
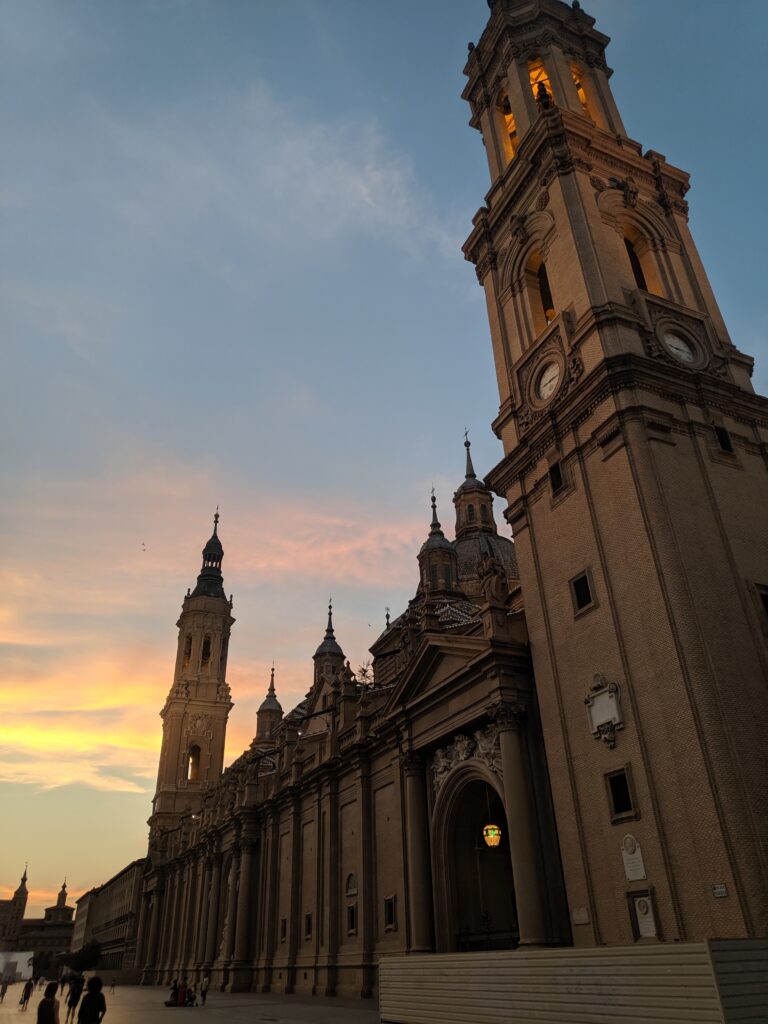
[431,763,519,952]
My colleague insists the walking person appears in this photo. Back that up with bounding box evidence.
[0,978,8,1003]
[36,981,60,1024]
[64,975,84,1024]
[21,978,34,1011]
[59,977,67,996]
[76,977,106,1024]
[108,980,115,995]
[200,974,209,1006]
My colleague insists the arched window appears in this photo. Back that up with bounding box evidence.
[219,635,228,673]
[529,60,553,108]
[524,250,556,336]
[187,745,201,781]
[480,504,489,523]
[571,65,595,122]
[182,635,192,670]
[201,635,211,668]
[345,873,358,897]
[495,91,518,164]
[624,230,663,297]
[467,504,476,523]
[443,565,453,589]
[625,238,648,291]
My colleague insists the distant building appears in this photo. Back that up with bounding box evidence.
[0,870,74,972]
[71,859,145,980]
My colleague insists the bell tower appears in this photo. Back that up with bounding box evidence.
[151,512,235,835]
[463,0,768,943]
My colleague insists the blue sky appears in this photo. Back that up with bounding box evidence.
[2,0,767,911]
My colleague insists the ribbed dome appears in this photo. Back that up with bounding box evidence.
[454,532,519,585]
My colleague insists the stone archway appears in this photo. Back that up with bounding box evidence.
[431,762,519,952]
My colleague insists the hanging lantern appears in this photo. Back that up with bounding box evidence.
[482,823,502,848]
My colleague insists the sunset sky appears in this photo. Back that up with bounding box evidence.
[2,0,767,916]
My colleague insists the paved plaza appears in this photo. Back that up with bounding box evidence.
[0,984,381,1023]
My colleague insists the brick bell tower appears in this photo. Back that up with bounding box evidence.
[463,0,768,944]
[150,512,234,836]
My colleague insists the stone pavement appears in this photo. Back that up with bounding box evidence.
[0,984,381,1023]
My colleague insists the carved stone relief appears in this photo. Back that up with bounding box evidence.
[430,724,502,795]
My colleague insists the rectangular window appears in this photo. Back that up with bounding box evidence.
[605,766,639,823]
[346,903,358,936]
[279,918,287,943]
[383,895,397,932]
[571,572,594,612]
[714,425,734,454]
[549,461,564,495]
[304,912,312,940]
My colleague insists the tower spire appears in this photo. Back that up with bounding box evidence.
[430,488,444,536]
[464,430,477,480]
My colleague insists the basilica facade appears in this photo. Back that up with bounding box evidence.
[127,0,767,1005]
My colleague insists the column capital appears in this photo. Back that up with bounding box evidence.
[487,698,526,731]
[399,749,424,775]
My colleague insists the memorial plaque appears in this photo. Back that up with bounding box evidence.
[570,906,590,925]
[712,883,728,898]
[633,895,657,938]
[621,834,646,881]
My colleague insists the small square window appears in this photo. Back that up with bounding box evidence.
[346,903,358,936]
[304,912,312,940]
[571,572,593,612]
[549,461,564,495]
[383,895,397,932]
[714,426,734,454]
[605,766,639,823]
[279,917,287,943]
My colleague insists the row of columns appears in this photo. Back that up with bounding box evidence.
[136,832,259,986]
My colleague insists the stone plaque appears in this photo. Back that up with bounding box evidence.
[712,883,728,899]
[633,894,657,938]
[621,834,646,881]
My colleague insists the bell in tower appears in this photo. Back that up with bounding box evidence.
[463,0,768,946]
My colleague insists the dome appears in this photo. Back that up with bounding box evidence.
[314,602,344,659]
[454,531,519,586]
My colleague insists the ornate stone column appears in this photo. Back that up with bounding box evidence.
[142,885,163,983]
[195,856,211,966]
[223,848,240,962]
[133,891,150,970]
[402,752,434,952]
[231,832,255,991]
[492,701,547,946]
[204,850,222,965]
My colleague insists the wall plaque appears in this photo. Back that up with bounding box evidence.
[633,895,657,938]
[584,674,623,748]
[621,834,646,881]
[712,883,728,899]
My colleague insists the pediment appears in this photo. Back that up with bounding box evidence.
[384,634,487,714]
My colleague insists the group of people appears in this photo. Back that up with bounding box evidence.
[165,974,209,1008]
[13,975,107,1022]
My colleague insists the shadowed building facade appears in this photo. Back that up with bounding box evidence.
[128,0,767,1006]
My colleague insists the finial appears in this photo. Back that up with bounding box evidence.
[268,663,276,696]
[213,506,220,535]
[430,490,442,533]
[385,606,391,628]
[464,430,477,479]
[326,597,335,637]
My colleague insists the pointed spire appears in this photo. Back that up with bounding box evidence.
[15,866,28,898]
[430,488,443,535]
[314,598,344,659]
[213,505,220,535]
[268,663,276,697]
[258,663,282,714]
[464,430,477,480]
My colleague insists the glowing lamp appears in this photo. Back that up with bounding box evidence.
[482,823,502,848]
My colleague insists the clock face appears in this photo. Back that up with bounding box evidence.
[537,361,561,401]
[663,331,696,363]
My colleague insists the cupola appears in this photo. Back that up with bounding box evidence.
[191,509,226,600]
[255,666,283,745]
[453,435,498,540]
[418,492,461,596]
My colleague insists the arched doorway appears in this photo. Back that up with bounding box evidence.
[432,767,519,952]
